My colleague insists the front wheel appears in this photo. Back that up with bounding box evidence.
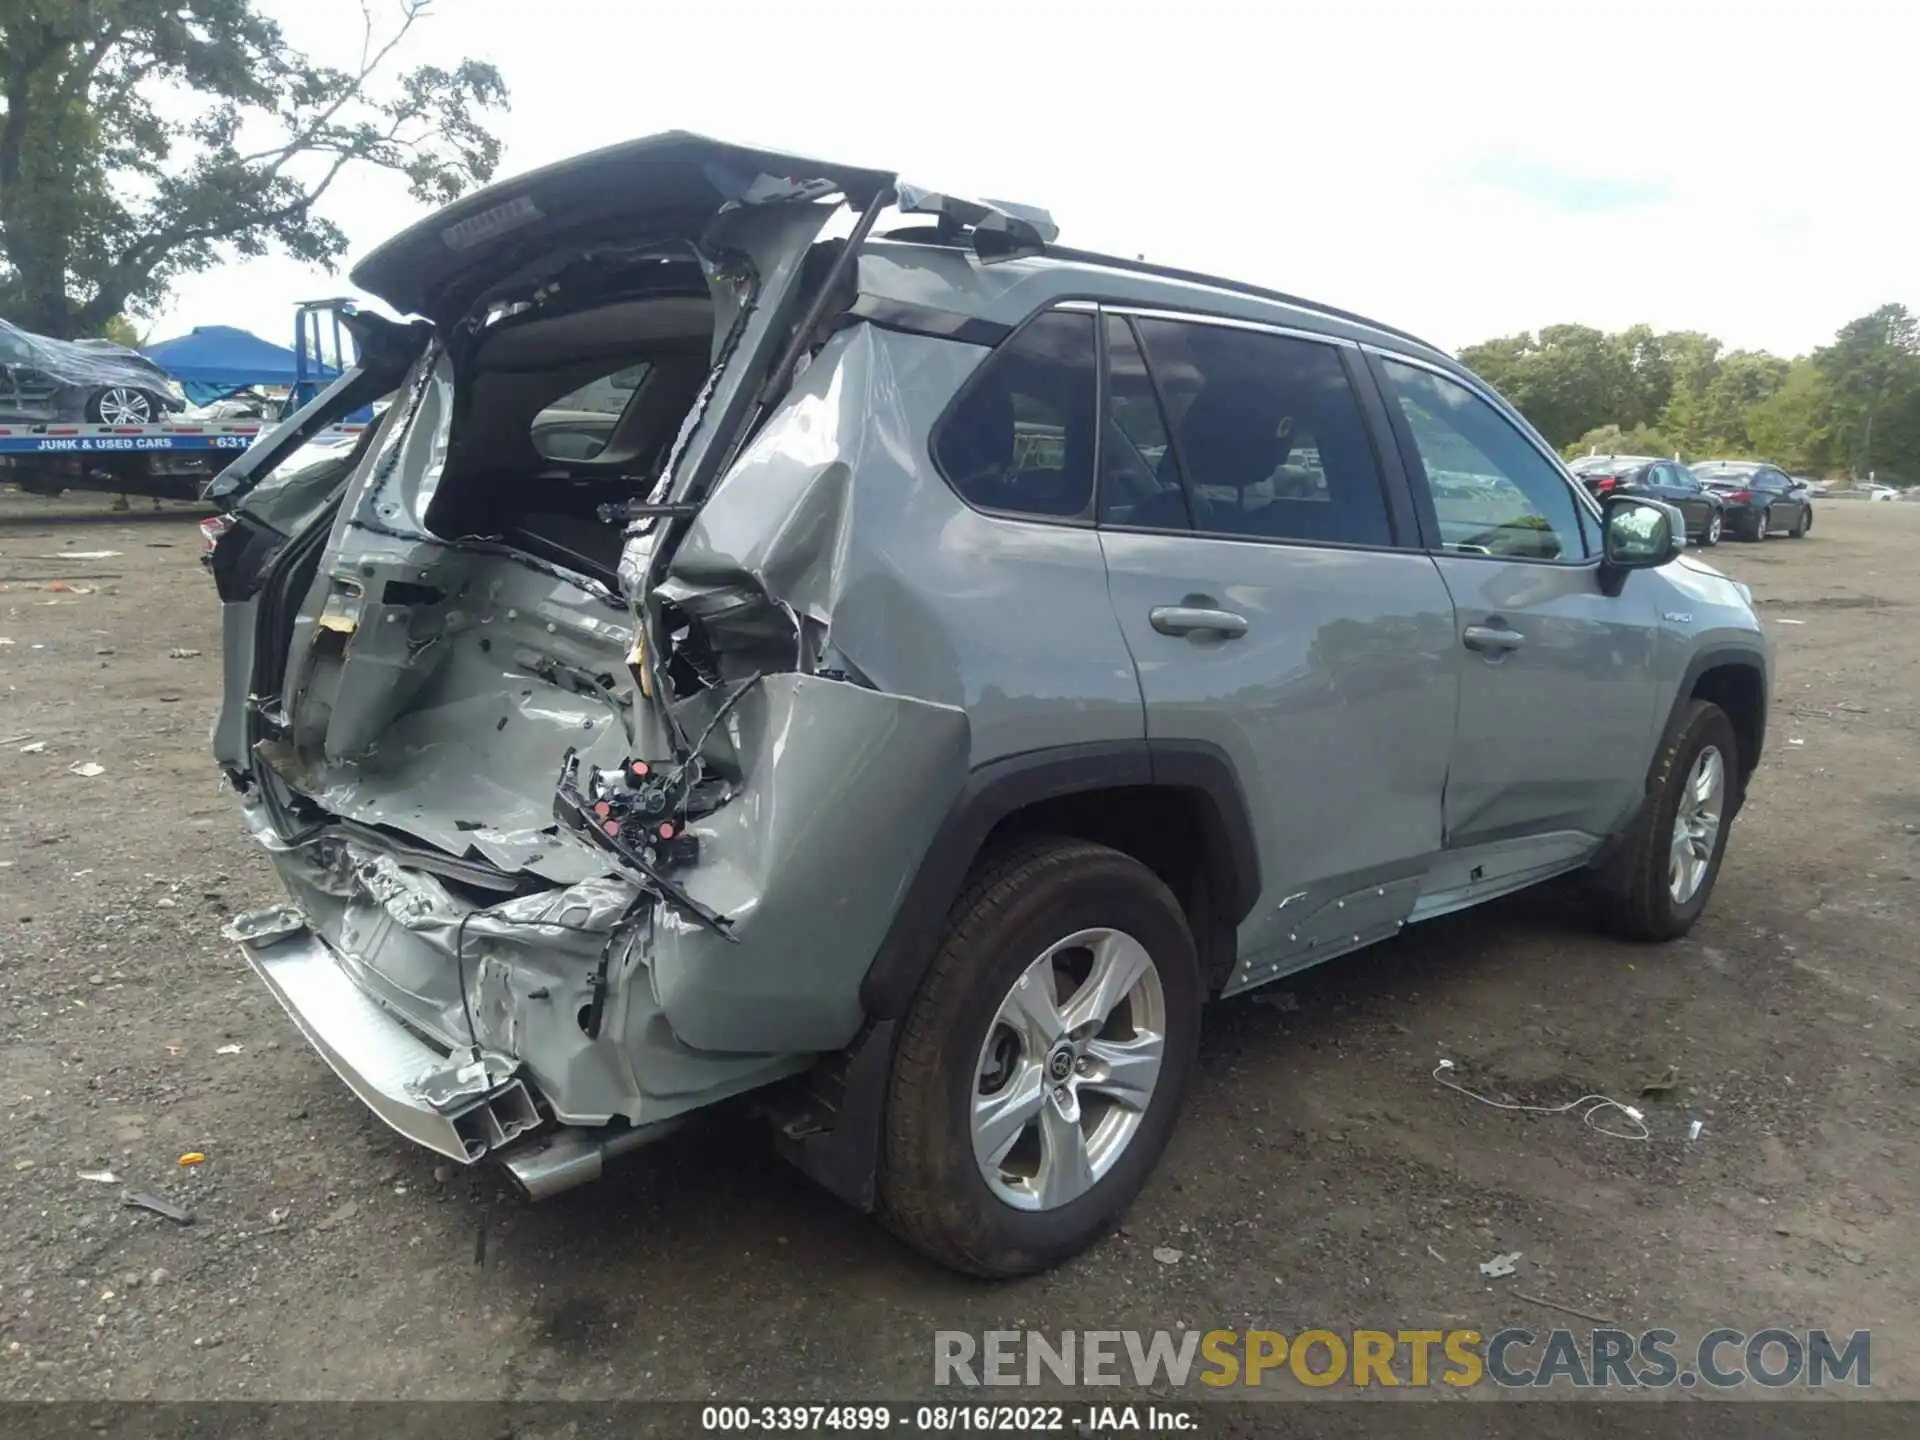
[1791,506,1811,538]
[878,837,1201,1277]
[1593,699,1739,942]
[86,386,156,424]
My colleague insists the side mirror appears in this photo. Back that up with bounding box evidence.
[1599,495,1683,594]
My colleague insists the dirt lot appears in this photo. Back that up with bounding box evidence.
[0,493,1916,1403]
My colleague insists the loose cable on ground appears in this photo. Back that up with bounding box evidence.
[1431,1059,1651,1141]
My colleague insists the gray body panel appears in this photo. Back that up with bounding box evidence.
[1099,532,1459,969]
[1430,552,1664,847]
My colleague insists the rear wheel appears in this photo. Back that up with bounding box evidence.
[878,837,1201,1277]
[1741,507,1768,541]
[1700,511,1723,547]
[1593,700,1739,942]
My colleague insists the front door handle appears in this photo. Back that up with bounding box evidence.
[1151,605,1249,639]
[1463,623,1526,653]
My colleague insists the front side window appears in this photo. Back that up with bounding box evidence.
[1115,317,1392,546]
[1379,359,1588,561]
[0,326,35,364]
[932,309,1096,519]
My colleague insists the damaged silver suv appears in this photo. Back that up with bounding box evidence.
[207,133,1770,1277]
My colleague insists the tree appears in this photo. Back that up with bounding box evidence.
[1564,421,1673,461]
[0,0,508,338]
[98,314,145,347]
[1744,360,1830,474]
[1812,304,1920,479]
[1462,307,1920,480]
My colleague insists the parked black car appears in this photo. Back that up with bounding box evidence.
[0,319,185,425]
[1692,460,1813,541]
[1568,454,1727,546]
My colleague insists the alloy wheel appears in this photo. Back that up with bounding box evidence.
[96,387,153,424]
[1668,745,1725,905]
[972,927,1165,1211]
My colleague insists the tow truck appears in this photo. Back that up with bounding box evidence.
[0,300,372,504]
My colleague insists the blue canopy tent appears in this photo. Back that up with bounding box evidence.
[141,324,343,407]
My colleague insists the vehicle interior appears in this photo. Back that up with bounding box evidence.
[422,282,718,586]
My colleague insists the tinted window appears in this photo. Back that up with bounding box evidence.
[1121,318,1392,546]
[1380,359,1587,561]
[1753,469,1789,492]
[933,309,1096,518]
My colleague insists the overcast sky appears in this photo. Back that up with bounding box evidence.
[151,0,1915,360]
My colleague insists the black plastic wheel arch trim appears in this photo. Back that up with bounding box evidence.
[857,738,1260,1022]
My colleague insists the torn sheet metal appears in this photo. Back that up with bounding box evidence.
[248,828,806,1126]
[263,558,641,883]
[645,672,969,1054]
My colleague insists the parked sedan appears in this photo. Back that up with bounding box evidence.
[1571,456,1726,546]
[0,318,185,424]
[1693,461,1813,540]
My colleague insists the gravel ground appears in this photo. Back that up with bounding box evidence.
[1,493,1916,1402]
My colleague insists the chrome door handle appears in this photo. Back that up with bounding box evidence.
[1463,623,1525,652]
[1150,605,1249,639]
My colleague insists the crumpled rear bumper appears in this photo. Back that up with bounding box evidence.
[232,908,540,1164]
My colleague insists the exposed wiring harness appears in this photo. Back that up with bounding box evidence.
[1432,1059,1650,1141]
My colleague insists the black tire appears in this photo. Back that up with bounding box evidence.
[1594,700,1739,942]
[1740,507,1767,542]
[1698,511,1722,548]
[1791,506,1811,538]
[877,836,1201,1277]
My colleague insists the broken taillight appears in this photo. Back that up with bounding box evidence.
[1726,489,1754,503]
[199,514,233,551]
[1592,475,1617,492]
[198,514,234,571]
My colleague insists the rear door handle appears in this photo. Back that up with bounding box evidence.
[1151,605,1249,639]
[1463,623,1525,653]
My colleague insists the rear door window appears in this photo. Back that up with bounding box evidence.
[1378,359,1589,561]
[932,310,1096,519]
[1109,316,1393,546]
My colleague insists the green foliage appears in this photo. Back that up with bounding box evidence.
[96,313,145,347]
[1563,422,1673,461]
[0,0,508,338]
[1463,304,1920,480]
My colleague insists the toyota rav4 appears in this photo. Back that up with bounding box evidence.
[205,133,1771,1277]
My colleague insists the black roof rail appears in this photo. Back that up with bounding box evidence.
[1042,246,1444,356]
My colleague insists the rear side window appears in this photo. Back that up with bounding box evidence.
[1119,318,1393,547]
[932,310,1096,518]
[1379,359,1588,562]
